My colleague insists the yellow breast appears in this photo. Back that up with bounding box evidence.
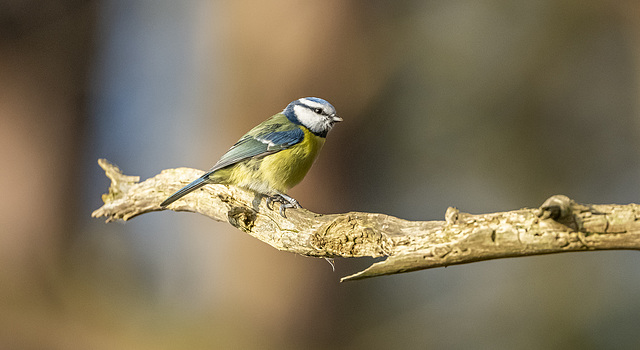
[216,127,326,194]
[260,127,325,192]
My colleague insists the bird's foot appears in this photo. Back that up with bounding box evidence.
[266,193,301,217]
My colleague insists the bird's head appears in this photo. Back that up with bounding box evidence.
[283,97,342,137]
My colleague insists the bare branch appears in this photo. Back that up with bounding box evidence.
[92,159,640,282]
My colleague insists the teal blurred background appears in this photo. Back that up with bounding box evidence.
[1,1,640,349]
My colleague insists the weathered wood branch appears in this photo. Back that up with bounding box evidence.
[92,159,640,282]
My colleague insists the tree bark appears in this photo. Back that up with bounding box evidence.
[92,159,640,282]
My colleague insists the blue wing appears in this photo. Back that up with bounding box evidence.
[208,127,304,172]
[160,115,304,207]
[160,127,304,207]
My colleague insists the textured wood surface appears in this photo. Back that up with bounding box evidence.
[92,159,640,282]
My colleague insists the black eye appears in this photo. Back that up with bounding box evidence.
[313,108,323,114]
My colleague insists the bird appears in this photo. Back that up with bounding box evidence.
[160,97,342,216]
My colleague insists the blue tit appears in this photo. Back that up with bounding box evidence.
[160,97,342,215]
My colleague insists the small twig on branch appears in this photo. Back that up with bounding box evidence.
[92,159,640,282]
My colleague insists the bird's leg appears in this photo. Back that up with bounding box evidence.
[266,192,301,217]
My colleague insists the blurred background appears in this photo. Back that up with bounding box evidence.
[1,0,640,349]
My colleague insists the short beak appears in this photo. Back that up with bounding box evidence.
[331,114,343,122]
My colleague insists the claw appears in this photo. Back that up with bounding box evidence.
[266,193,301,217]
[266,196,275,210]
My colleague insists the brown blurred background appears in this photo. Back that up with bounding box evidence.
[1,1,640,349]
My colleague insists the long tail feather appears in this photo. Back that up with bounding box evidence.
[160,176,209,207]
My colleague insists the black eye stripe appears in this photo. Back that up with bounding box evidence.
[299,103,326,115]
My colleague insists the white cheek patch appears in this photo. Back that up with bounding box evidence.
[294,104,326,133]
